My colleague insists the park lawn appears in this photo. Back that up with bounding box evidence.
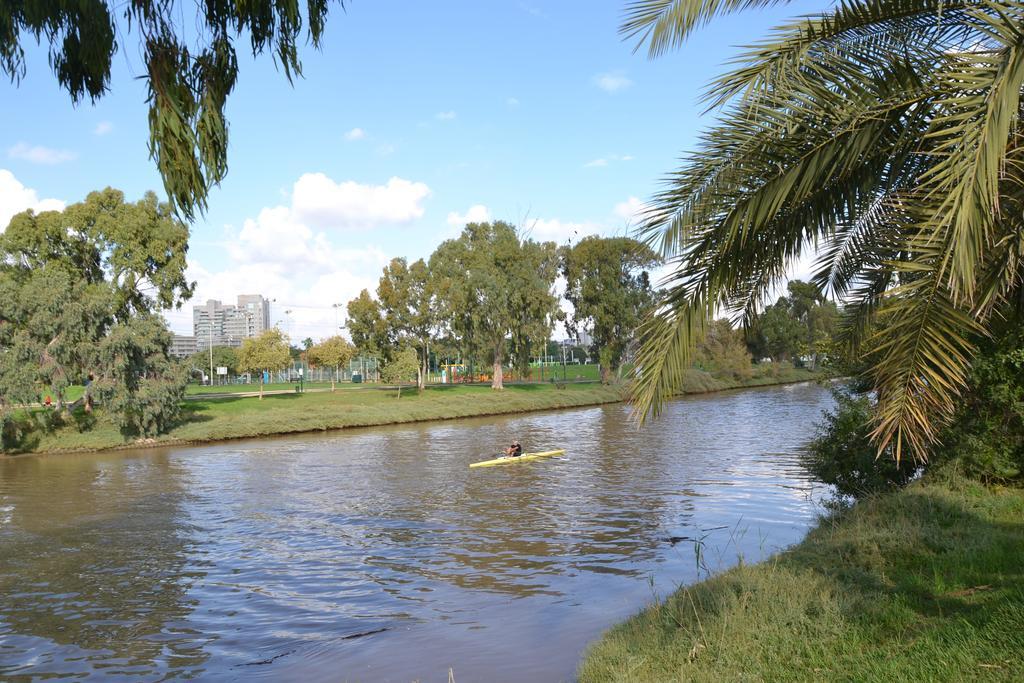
[12,366,821,455]
[22,382,625,453]
[578,476,1024,682]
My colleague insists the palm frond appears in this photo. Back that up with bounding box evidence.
[621,0,790,57]
[919,3,1024,302]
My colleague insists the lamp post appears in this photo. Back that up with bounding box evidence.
[208,318,214,386]
[332,303,342,335]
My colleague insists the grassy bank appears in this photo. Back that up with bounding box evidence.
[8,365,820,455]
[578,476,1024,682]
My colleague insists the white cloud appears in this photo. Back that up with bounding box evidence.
[0,169,65,231]
[7,142,76,165]
[376,143,396,156]
[614,196,651,226]
[584,154,633,168]
[593,70,633,93]
[435,110,457,121]
[290,173,430,229]
[507,97,520,106]
[169,173,412,339]
[93,121,114,136]
[446,204,492,229]
[344,127,366,141]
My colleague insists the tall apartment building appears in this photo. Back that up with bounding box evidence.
[193,295,271,350]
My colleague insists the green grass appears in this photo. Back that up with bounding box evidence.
[9,365,822,455]
[578,476,1024,682]
[20,383,625,453]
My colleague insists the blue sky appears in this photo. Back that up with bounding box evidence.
[1,1,821,340]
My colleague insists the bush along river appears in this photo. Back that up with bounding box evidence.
[0,382,833,681]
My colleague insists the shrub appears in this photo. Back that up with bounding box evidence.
[804,389,920,500]
[936,329,1024,483]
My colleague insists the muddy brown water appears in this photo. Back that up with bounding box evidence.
[0,382,833,682]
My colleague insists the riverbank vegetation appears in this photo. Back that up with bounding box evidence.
[3,365,819,455]
[578,475,1024,682]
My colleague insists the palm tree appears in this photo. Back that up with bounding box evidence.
[624,0,1024,462]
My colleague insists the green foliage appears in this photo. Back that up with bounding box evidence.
[1,0,343,218]
[625,1,1024,463]
[375,257,435,386]
[307,335,356,390]
[561,236,660,383]
[92,316,188,437]
[937,326,1024,482]
[237,329,291,395]
[187,346,239,377]
[746,281,838,364]
[345,289,387,357]
[430,221,559,389]
[0,189,192,444]
[694,319,753,381]
[805,389,919,500]
[380,346,420,397]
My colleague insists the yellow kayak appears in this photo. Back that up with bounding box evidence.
[469,449,566,468]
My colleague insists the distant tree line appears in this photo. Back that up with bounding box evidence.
[346,222,662,390]
[0,194,841,449]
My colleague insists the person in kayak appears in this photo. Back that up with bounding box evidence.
[503,440,523,458]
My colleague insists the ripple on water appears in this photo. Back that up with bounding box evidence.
[0,382,833,682]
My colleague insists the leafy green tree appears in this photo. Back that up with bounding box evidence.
[0,188,192,440]
[237,329,291,400]
[623,1,1024,461]
[346,289,387,359]
[508,239,561,381]
[747,301,803,362]
[747,282,838,364]
[561,236,660,383]
[187,346,239,378]
[307,335,356,392]
[430,221,558,389]
[376,257,436,389]
[301,337,314,352]
[380,346,419,398]
[695,319,753,381]
[1,0,344,218]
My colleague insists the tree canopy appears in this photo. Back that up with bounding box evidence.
[307,335,355,391]
[346,289,387,358]
[561,236,660,383]
[0,189,192,438]
[1,0,345,218]
[624,0,1024,462]
[237,328,291,399]
[430,221,559,389]
[380,346,419,398]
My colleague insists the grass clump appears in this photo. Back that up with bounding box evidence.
[578,477,1024,682]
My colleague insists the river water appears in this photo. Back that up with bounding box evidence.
[0,383,833,682]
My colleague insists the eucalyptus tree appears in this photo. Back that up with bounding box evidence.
[430,221,559,389]
[345,289,387,359]
[624,0,1024,461]
[376,257,435,389]
[0,188,193,437]
[2,0,348,218]
[561,236,661,383]
[508,239,561,380]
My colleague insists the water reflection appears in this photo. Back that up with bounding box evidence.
[0,382,832,681]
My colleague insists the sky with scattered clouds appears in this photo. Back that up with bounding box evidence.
[0,1,821,341]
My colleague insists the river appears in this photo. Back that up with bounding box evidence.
[0,382,833,682]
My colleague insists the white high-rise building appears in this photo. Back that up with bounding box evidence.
[193,295,271,349]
